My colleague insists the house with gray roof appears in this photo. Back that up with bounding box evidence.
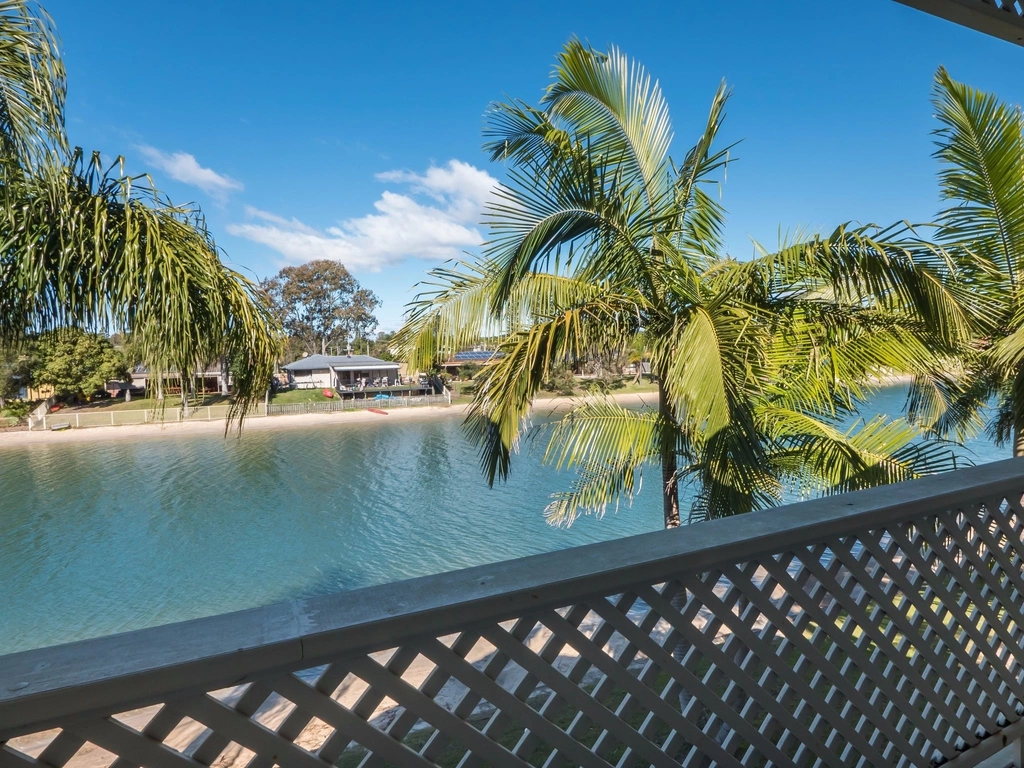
[282,354,401,391]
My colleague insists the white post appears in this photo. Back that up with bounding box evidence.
[207,406,212,421]
[42,414,46,429]
[76,413,80,428]
[111,413,115,426]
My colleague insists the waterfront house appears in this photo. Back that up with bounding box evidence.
[109,365,231,399]
[283,353,402,390]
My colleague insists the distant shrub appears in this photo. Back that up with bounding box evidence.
[541,364,577,396]
[3,400,30,419]
[581,378,610,395]
[459,362,483,380]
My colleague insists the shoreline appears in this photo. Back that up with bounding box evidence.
[0,391,660,448]
[0,373,915,449]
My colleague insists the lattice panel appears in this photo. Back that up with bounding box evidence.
[5,495,1024,767]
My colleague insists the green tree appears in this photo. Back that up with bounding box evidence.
[908,68,1024,457]
[368,331,398,361]
[0,1,279,421]
[397,40,971,528]
[33,329,130,400]
[262,260,380,358]
[0,343,36,407]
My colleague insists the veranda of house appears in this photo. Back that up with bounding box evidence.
[281,354,435,398]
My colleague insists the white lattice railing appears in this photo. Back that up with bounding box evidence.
[6,460,1024,768]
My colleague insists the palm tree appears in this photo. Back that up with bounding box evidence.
[0,1,278,419]
[908,68,1024,456]
[398,40,972,528]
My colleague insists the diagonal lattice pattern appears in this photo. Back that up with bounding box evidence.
[4,485,1024,767]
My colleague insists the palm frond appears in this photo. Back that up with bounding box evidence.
[0,0,65,166]
[764,408,963,497]
[670,80,735,260]
[483,99,575,167]
[682,421,780,522]
[544,459,646,527]
[0,151,281,420]
[544,38,674,210]
[540,400,660,525]
[905,367,992,442]
[933,66,1024,291]
[654,301,763,434]
[466,293,638,484]
[542,399,660,470]
[484,140,656,306]
[393,260,497,372]
[747,223,974,347]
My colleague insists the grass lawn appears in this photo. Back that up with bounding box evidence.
[270,388,341,404]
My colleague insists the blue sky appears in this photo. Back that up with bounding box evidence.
[45,0,1024,331]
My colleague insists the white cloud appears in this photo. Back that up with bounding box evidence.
[242,205,319,234]
[136,145,243,200]
[226,160,497,271]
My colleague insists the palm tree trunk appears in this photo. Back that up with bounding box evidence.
[658,378,681,528]
[220,355,230,396]
[1014,423,1024,457]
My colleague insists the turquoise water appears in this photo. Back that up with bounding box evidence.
[0,387,1007,654]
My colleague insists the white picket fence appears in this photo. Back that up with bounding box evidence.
[28,394,453,430]
[29,404,264,430]
[267,394,449,416]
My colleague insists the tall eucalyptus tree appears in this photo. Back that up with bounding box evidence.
[398,40,972,527]
[0,1,278,419]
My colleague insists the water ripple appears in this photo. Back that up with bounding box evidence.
[0,389,1005,654]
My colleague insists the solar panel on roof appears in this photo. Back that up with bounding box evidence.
[452,351,503,361]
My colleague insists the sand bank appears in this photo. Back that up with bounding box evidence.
[0,391,659,448]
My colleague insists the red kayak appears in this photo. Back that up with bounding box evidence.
[368,408,389,415]
[322,388,334,398]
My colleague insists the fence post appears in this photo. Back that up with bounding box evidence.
[42,414,46,429]
[207,406,212,421]
[111,413,115,426]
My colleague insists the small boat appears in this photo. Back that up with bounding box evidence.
[50,422,71,431]
[368,408,389,416]
[322,389,334,398]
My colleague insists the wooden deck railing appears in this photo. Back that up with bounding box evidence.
[5,460,1024,767]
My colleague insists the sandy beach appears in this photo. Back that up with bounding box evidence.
[0,391,659,448]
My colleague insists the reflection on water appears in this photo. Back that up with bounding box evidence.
[0,387,1006,653]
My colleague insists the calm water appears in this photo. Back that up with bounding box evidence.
[0,387,1007,654]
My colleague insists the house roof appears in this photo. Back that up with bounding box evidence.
[283,354,400,372]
